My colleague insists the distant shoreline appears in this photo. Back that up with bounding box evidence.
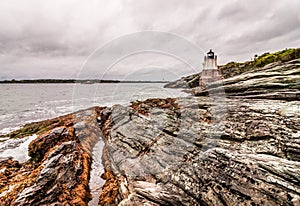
[0,79,169,84]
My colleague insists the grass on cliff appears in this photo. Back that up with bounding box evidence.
[0,114,73,139]
[220,48,300,78]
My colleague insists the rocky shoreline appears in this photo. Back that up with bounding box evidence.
[0,58,299,205]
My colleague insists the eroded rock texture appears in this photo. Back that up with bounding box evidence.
[96,96,299,206]
[0,107,105,205]
[0,59,299,205]
[97,58,300,206]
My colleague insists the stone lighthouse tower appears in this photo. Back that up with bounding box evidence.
[199,49,222,86]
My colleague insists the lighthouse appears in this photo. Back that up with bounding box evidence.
[199,49,222,87]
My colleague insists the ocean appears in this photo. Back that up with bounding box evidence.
[0,83,186,135]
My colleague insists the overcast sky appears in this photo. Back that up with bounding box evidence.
[0,0,299,80]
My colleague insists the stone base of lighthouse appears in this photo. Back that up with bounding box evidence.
[199,69,223,86]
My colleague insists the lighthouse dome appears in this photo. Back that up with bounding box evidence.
[207,49,214,59]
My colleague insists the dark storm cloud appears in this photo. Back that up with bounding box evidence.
[0,0,299,80]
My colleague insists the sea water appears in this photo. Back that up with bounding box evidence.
[0,83,187,134]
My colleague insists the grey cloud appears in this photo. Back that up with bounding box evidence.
[0,0,299,80]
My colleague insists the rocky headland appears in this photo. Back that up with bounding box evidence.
[164,48,300,90]
[0,49,299,205]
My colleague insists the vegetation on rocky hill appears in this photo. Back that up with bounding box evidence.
[220,48,300,78]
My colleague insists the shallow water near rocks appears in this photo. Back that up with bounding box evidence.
[89,139,105,206]
[0,134,37,163]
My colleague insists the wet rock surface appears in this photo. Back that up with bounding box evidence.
[14,140,90,205]
[0,107,105,205]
